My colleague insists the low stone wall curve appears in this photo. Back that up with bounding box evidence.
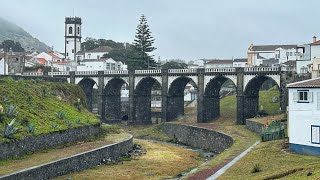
[0,124,102,160]
[0,135,133,180]
[160,123,233,153]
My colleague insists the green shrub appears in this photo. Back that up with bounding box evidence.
[2,96,8,103]
[6,104,17,118]
[3,119,19,139]
[51,123,58,129]
[26,122,35,134]
[66,120,72,129]
[76,119,81,124]
[251,164,262,173]
[56,111,65,120]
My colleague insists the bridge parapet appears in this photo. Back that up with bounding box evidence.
[23,72,43,76]
[168,69,197,74]
[244,67,280,72]
[205,68,236,73]
[104,70,128,74]
[48,72,70,76]
[135,69,161,74]
[75,71,99,75]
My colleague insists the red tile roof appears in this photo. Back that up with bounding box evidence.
[287,77,320,88]
[47,53,61,59]
[36,58,48,64]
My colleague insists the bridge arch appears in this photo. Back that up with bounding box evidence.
[167,76,198,121]
[244,75,280,119]
[135,76,161,123]
[203,75,236,122]
[103,78,128,122]
[78,78,98,112]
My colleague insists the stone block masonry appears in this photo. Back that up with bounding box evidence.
[0,135,133,180]
[0,124,102,160]
[160,123,233,153]
[245,119,264,134]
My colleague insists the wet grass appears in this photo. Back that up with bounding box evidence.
[55,139,204,180]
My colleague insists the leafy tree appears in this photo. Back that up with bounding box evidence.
[81,38,125,51]
[132,14,157,69]
[0,40,25,52]
[161,61,188,69]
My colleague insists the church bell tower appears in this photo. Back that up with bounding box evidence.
[65,17,82,61]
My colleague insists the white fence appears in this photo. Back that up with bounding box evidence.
[135,69,161,74]
[168,69,197,73]
[205,68,236,73]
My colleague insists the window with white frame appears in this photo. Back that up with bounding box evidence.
[106,63,111,70]
[293,90,313,103]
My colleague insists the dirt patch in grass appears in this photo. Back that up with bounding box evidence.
[0,132,130,176]
[55,139,204,180]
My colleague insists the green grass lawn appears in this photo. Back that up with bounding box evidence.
[218,140,320,180]
[0,78,99,142]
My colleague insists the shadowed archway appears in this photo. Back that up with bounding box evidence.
[204,76,236,122]
[167,77,198,121]
[135,77,161,123]
[244,75,279,119]
[78,78,97,112]
[103,78,128,122]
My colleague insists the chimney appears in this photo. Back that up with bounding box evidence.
[313,36,317,43]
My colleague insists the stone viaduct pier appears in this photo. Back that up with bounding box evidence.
[24,67,288,124]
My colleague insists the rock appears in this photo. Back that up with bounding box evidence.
[307,171,313,176]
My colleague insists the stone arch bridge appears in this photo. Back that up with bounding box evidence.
[25,67,288,125]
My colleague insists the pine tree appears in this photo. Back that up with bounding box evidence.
[132,14,157,69]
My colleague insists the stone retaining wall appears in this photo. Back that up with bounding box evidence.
[246,119,264,134]
[0,124,102,160]
[1,135,133,180]
[160,123,233,153]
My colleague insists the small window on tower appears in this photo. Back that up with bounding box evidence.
[77,27,80,35]
[69,27,72,34]
[72,49,74,53]
[66,53,69,56]
[66,41,69,44]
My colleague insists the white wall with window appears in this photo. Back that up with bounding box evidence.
[288,78,320,155]
[76,58,127,71]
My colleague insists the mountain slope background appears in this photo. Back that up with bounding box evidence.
[0,17,50,52]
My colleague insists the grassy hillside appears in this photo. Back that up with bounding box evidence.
[0,78,99,142]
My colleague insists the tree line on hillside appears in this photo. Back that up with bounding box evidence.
[0,40,25,52]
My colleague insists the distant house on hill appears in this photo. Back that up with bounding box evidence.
[77,58,127,71]
[287,78,320,155]
[76,46,112,62]
[203,59,233,68]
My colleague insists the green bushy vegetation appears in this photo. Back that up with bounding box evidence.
[0,78,99,142]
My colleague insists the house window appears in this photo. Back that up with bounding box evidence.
[293,90,313,103]
[72,49,74,53]
[290,52,293,56]
[87,54,91,59]
[66,53,69,56]
[111,63,116,70]
[67,41,69,44]
[97,55,100,59]
[69,27,72,34]
[106,63,111,70]
[311,125,320,144]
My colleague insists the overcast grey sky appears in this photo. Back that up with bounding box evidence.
[0,0,319,60]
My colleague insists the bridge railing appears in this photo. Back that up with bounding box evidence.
[244,67,280,72]
[23,72,43,76]
[205,68,236,72]
[135,69,161,74]
[48,72,70,76]
[168,69,197,73]
[75,71,99,75]
[104,70,128,74]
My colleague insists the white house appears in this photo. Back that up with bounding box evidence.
[233,58,247,67]
[204,59,233,68]
[77,58,127,71]
[287,78,320,156]
[247,44,297,66]
[76,46,112,61]
[0,58,8,75]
